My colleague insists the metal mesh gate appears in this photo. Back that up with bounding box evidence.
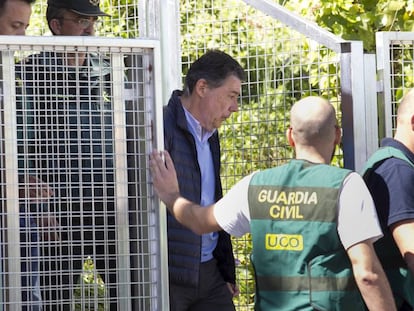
[376,31,414,140]
[0,36,166,311]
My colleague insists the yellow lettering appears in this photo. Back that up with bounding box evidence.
[277,191,287,205]
[258,190,267,203]
[308,192,317,204]
[295,191,304,204]
[296,206,304,219]
[258,190,318,204]
[285,205,296,218]
[288,192,296,204]
[265,233,303,251]
[269,205,280,218]
[269,205,303,219]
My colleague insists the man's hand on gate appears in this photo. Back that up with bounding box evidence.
[149,150,180,208]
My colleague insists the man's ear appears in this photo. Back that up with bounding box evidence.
[194,79,208,98]
[410,114,414,131]
[49,19,62,35]
[334,125,341,145]
[286,127,295,147]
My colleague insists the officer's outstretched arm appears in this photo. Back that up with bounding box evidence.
[150,149,222,235]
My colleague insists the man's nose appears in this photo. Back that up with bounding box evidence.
[230,100,239,113]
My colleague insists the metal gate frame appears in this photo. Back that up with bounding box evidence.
[0,35,168,311]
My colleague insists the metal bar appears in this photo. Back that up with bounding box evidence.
[112,52,131,311]
[160,0,182,105]
[363,54,380,157]
[376,32,393,138]
[138,1,148,37]
[148,40,170,311]
[0,36,160,50]
[139,0,161,39]
[340,41,367,170]
[242,0,347,53]
[1,50,21,311]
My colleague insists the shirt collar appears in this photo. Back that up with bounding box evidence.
[182,106,216,143]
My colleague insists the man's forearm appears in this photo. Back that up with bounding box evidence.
[168,197,207,235]
[166,196,193,226]
[166,197,220,235]
[150,150,222,234]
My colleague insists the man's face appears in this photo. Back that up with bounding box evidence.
[198,75,241,131]
[0,0,32,35]
[55,10,98,36]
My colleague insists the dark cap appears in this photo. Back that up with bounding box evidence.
[47,0,109,17]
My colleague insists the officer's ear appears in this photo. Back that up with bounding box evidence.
[334,124,341,145]
[49,19,62,35]
[286,127,295,147]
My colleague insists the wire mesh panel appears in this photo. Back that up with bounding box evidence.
[179,1,356,310]
[0,36,165,311]
[376,32,414,139]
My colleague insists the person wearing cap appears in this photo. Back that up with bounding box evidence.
[15,1,118,310]
[46,0,109,67]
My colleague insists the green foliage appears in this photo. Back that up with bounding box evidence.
[284,0,414,52]
[232,235,255,309]
[73,258,108,311]
[27,1,48,35]
[98,0,139,38]
[220,95,291,187]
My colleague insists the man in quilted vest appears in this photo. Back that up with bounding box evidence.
[163,50,244,311]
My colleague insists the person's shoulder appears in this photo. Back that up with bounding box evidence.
[163,103,177,126]
[16,53,36,68]
[303,161,351,178]
[163,102,180,144]
[378,155,414,174]
[88,52,111,66]
[324,163,351,172]
[164,92,183,121]
[321,165,353,184]
[23,51,51,63]
[364,157,414,193]
[16,52,45,80]
[17,52,57,72]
